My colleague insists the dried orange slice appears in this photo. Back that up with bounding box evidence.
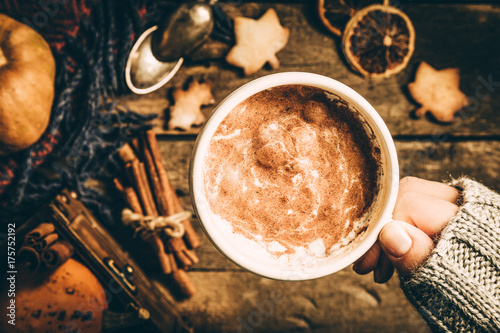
[342,4,415,78]
[318,0,383,37]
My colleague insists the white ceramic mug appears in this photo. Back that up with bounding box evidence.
[190,72,399,280]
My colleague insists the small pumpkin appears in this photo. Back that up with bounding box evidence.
[0,14,56,155]
[0,259,108,332]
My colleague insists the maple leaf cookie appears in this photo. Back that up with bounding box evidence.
[168,80,215,131]
[408,62,469,123]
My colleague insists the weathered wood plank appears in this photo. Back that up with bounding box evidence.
[396,140,500,191]
[153,270,430,333]
[101,136,499,333]
[118,4,500,137]
[147,139,500,333]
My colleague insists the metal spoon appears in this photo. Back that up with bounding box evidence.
[152,2,214,62]
[125,25,184,95]
[125,2,214,95]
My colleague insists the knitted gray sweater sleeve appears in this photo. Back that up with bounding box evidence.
[400,178,500,333]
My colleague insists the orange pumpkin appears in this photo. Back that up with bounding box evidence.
[0,14,55,155]
[0,259,107,332]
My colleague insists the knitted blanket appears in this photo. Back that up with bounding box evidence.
[0,0,171,225]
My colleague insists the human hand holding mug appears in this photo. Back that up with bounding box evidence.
[353,176,460,282]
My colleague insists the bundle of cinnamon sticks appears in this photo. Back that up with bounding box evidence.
[19,223,74,272]
[115,129,201,298]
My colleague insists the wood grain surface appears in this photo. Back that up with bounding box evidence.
[117,2,500,332]
[145,136,500,333]
[119,3,500,138]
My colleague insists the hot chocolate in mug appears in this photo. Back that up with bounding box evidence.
[190,72,399,280]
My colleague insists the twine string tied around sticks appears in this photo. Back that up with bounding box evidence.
[121,208,189,239]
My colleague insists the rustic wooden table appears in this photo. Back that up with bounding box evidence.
[118,2,500,332]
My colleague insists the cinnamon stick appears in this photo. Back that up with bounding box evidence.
[121,181,171,275]
[184,249,200,265]
[119,143,157,216]
[118,143,137,164]
[41,241,74,268]
[139,161,158,216]
[174,199,200,250]
[170,253,197,298]
[118,140,199,291]
[24,223,55,246]
[168,238,194,268]
[139,132,199,260]
[114,178,143,215]
[114,177,125,192]
[171,270,197,298]
[130,137,141,155]
[32,233,59,252]
[141,135,167,215]
[117,146,173,275]
[125,159,158,217]
[168,252,177,269]
[144,130,201,249]
[149,235,172,274]
[18,246,41,272]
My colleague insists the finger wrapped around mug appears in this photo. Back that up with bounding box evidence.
[353,177,460,282]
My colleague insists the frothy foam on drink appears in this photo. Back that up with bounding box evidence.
[203,85,381,270]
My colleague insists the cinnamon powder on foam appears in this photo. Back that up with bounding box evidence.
[203,85,380,257]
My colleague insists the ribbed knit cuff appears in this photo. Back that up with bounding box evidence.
[400,178,500,333]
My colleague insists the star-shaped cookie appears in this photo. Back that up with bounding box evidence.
[226,8,289,76]
[408,61,469,123]
[168,79,215,131]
